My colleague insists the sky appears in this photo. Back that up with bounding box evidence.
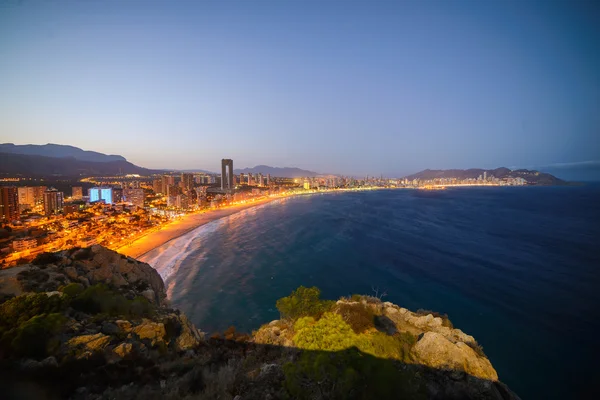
[0,0,598,177]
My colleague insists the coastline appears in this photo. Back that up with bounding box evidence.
[117,196,281,259]
[117,188,389,260]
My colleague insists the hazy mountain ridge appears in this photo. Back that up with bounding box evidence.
[0,152,159,177]
[405,167,565,184]
[234,165,319,178]
[0,143,126,163]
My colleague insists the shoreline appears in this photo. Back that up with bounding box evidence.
[117,196,281,259]
[116,184,527,261]
[117,188,389,260]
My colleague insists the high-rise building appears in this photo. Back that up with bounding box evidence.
[161,175,175,194]
[43,188,64,216]
[0,186,19,222]
[123,188,145,208]
[72,186,83,199]
[175,194,189,210]
[88,187,114,204]
[221,159,234,192]
[152,179,162,194]
[33,186,47,205]
[239,173,245,185]
[248,173,253,186]
[258,173,264,186]
[181,173,194,191]
[483,171,487,181]
[267,174,271,186]
[18,187,36,208]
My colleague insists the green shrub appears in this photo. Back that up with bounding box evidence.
[367,331,416,363]
[60,282,84,297]
[335,303,376,333]
[283,348,423,400]
[293,312,358,351]
[0,313,66,359]
[71,284,154,318]
[276,286,334,320]
[0,293,66,332]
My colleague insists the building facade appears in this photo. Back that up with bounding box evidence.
[0,186,19,222]
[88,187,114,204]
[123,188,145,208]
[43,189,64,216]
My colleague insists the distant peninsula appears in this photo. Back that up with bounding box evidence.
[405,167,566,185]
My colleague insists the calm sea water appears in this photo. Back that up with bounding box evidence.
[141,185,600,399]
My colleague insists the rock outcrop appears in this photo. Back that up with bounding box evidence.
[0,246,518,400]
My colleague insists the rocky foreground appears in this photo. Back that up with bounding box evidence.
[0,246,519,399]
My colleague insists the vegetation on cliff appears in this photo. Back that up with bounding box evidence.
[0,247,518,400]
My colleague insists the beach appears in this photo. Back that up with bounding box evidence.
[117,196,279,259]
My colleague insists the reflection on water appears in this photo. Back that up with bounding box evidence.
[142,187,600,400]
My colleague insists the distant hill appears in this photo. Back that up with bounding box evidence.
[0,152,159,177]
[404,167,565,185]
[0,143,126,163]
[234,165,319,178]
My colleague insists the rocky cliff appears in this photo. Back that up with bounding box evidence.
[0,246,519,400]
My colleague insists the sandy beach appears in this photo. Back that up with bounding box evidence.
[117,197,279,259]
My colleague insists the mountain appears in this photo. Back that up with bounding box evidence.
[405,167,565,185]
[234,165,319,178]
[0,152,158,177]
[0,143,126,163]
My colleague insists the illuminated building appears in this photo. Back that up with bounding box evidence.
[161,175,175,194]
[239,173,245,185]
[175,193,189,209]
[181,173,194,191]
[303,181,310,190]
[43,188,64,215]
[267,174,271,186]
[88,187,114,204]
[152,179,162,194]
[12,237,38,251]
[123,188,145,208]
[72,186,83,199]
[221,159,234,192]
[0,186,19,222]
[248,173,252,185]
[18,187,35,208]
[33,186,47,205]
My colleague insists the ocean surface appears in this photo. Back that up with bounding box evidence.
[141,185,600,399]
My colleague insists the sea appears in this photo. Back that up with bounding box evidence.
[140,185,600,399]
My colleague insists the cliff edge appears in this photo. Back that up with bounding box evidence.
[0,246,519,400]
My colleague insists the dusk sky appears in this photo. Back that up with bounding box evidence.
[0,0,598,177]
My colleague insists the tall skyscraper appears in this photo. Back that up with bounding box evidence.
[483,171,487,181]
[267,174,271,186]
[0,186,19,222]
[161,175,175,194]
[43,188,64,216]
[221,159,234,192]
[152,179,162,194]
[33,186,47,205]
[248,173,252,185]
[181,173,194,191]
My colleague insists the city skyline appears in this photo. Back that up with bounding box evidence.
[1,0,598,178]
